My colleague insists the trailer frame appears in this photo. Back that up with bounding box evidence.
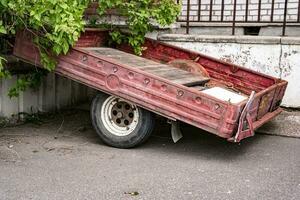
[13,30,288,143]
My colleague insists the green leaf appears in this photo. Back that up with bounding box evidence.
[0,0,7,7]
[97,0,180,55]
[0,0,180,97]
[0,21,7,34]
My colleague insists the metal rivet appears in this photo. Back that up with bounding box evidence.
[82,55,88,62]
[161,85,167,91]
[97,61,103,67]
[177,90,184,97]
[195,97,202,104]
[113,67,118,73]
[128,72,134,79]
[144,78,150,85]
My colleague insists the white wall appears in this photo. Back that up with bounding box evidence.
[159,34,300,108]
[0,73,97,118]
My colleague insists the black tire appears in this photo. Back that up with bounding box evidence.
[90,93,155,148]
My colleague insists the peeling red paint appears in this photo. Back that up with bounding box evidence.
[13,30,288,142]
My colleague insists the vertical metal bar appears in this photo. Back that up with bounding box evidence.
[282,0,288,36]
[232,0,237,35]
[176,0,180,22]
[198,0,202,22]
[258,0,262,22]
[298,0,300,22]
[245,0,249,22]
[209,0,213,21]
[271,0,275,22]
[221,0,225,22]
[186,0,190,34]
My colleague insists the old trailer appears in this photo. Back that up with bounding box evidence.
[13,30,288,148]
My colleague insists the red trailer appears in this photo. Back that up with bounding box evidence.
[13,30,288,148]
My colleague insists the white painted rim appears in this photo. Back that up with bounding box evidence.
[100,96,139,136]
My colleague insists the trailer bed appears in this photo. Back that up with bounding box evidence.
[13,30,288,143]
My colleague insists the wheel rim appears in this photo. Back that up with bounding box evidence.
[101,96,139,136]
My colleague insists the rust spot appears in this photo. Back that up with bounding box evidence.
[257,93,273,119]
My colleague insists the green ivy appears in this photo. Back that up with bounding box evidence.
[0,0,88,97]
[8,70,47,98]
[0,0,180,97]
[97,0,181,55]
[0,56,10,78]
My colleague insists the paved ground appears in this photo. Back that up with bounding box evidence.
[0,109,299,200]
[258,110,300,138]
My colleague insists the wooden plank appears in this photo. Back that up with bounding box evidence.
[125,59,156,67]
[94,48,152,60]
[173,75,210,86]
[148,67,209,86]
[85,47,210,86]
[151,69,190,79]
[140,64,169,71]
[93,49,158,67]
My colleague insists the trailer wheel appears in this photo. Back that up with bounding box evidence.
[91,93,155,148]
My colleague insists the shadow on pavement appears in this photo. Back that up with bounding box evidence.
[0,109,268,162]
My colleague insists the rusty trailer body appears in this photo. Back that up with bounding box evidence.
[13,30,287,146]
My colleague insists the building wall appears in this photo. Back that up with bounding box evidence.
[159,34,300,108]
[180,0,299,22]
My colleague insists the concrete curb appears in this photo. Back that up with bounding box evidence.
[257,110,300,138]
[158,34,300,45]
[281,37,300,45]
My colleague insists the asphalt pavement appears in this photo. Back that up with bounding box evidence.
[0,110,299,200]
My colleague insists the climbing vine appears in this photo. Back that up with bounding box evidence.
[97,0,181,55]
[0,0,88,97]
[0,0,180,97]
